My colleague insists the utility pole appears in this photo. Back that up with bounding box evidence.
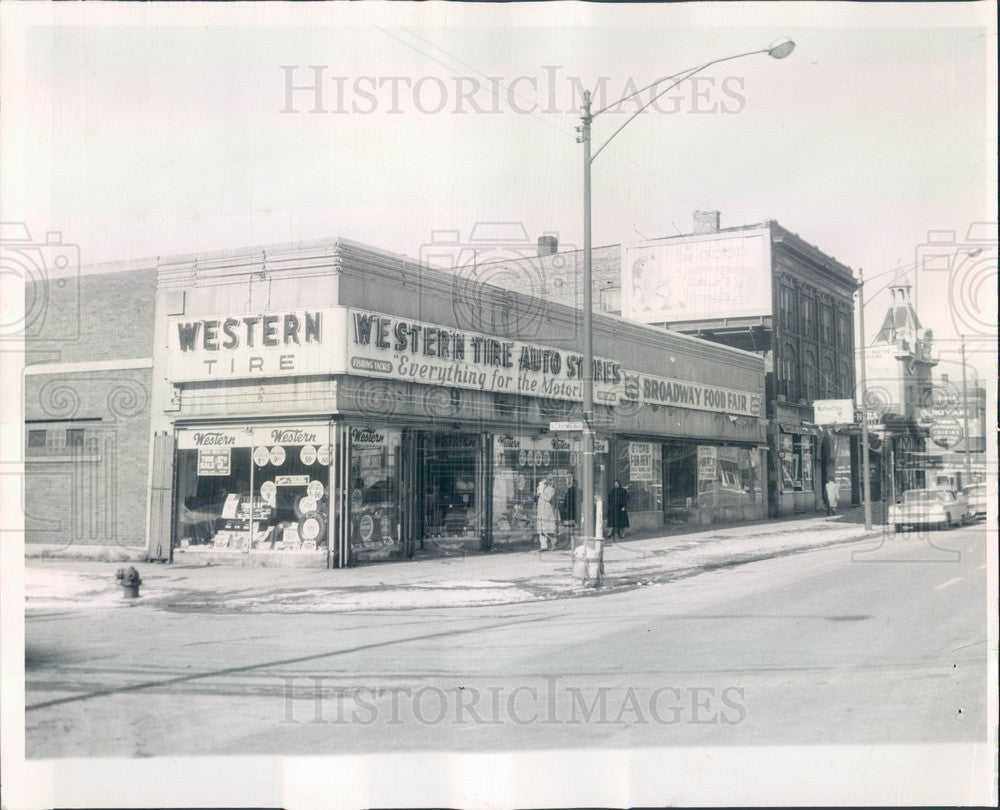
[578,90,597,553]
[857,269,873,530]
[960,334,972,486]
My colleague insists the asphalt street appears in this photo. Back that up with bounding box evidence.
[25,523,990,757]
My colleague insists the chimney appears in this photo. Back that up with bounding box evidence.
[693,210,720,234]
[537,234,558,256]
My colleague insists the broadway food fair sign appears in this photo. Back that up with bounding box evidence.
[347,309,762,417]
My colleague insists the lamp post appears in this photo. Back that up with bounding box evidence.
[576,38,796,560]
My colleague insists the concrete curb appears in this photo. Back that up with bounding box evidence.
[25,544,147,562]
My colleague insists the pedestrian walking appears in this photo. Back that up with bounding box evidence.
[608,480,629,538]
[535,477,558,551]
[824,476,839,516]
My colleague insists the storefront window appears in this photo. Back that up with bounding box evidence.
[348,426,401,560]
[492,432,601,546]
[664,443,697,510]
[697,446,760,506]
[424,432,481,542]
[614,441,662,513]
[801,437,814,489]
[780,432,814,492]
[174,424,332,554]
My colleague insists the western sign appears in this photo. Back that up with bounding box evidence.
[347,309,623,405]
[168,308,346,382]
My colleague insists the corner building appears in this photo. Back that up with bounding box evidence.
[136,237,767,568]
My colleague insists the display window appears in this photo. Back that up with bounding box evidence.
[780,432,814,492]
[423,432,482,542]
[491,433,604,546]
[348,426,401,560]
[614,440,663,512]
[664,443,697,510]
[174,424,332,554]
[697,445,760,506]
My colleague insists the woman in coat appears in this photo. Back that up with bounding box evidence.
[535,477,559,551]
[607,480,629,538]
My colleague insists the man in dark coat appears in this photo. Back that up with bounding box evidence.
[560,476,580,524]
[608,480,629,538]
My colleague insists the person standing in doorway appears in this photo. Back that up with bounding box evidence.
[824,476,839,516]
[560,476,580,524]
[536,477,558,551]
[608,480,629,538]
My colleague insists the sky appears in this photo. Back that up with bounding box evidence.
[2,2,996,384]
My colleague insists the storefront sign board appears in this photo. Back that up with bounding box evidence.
[168,307,347,382]
[178,423,329,449]
[813,399,855,425]
[347,309,622,405]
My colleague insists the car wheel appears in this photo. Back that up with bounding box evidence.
[945,514,953,529]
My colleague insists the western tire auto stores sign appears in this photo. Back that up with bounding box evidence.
[167,306,761,417]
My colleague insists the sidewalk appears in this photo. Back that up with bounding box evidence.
[25,514,880,614]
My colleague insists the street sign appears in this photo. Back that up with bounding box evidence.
[549,421,584,432]
[813,399,855,425]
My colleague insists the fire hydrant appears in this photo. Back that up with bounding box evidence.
[115,566,142,598]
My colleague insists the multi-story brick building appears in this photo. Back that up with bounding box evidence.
[466,212,861,516]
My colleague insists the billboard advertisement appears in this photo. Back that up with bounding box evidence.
[621,227,772,324]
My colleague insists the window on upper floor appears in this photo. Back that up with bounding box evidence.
[66,428,85,448]
[802,296,816,339]
[27,429,46,449]
[780,344,799,399]
[780,286,796,332]
[803,350,818,402]
[837,311,851,348]
[820,306,834,345]
[820,356,835,397]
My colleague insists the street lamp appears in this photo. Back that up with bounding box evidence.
[575,39,796,566]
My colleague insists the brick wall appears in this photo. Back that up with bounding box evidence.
[24,369,152,548]
[26,265,157,364]
[24,262,157,549]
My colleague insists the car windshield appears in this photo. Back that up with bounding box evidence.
[964,485,985,496]
[902,490,950,504]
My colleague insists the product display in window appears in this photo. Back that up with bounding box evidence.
[174,426,332,554]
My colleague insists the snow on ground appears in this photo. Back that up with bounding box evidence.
[25,567,137,612]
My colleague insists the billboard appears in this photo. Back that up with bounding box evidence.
[621,227,772,324]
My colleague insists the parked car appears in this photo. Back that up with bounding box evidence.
[889,488,971,531]
[962,484,987,519]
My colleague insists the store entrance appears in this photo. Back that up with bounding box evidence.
[422,432,482,545]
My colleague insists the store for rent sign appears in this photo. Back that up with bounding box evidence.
[347,309,622,405]
[168,308,346,382]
